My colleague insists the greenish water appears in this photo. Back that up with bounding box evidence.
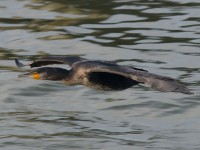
[0,0,200,149]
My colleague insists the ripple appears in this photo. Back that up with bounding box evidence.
[0,0,200,149]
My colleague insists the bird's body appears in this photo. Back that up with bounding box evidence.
[15,56,193,94]
[63,60,140,90]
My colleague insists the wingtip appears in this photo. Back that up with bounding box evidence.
[15,58,25,68]
[182,89,194,95]
[172,86,194,95]
[173,84,194,95]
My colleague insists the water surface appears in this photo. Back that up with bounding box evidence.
[0,0,200,149]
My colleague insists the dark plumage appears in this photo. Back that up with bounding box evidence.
[15,56,193,94]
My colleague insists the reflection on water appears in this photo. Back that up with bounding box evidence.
[0,0,200,149]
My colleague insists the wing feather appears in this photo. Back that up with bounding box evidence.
[16,56,87,68]
[30,56,87,67]
[86,64,193,94]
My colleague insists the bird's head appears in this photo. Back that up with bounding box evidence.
[18,67,69,81]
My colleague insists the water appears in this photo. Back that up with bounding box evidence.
[0,0,200,149]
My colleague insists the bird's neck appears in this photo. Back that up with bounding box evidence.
[47,68,70,81]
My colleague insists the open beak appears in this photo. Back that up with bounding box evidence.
[18,72,32,78]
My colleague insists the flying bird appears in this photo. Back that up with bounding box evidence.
[15,56,193,94]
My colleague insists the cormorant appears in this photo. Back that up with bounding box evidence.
[15,56,193,94]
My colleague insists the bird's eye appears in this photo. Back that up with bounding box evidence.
[32,72,40,80]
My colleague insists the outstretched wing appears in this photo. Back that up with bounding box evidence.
[15,56,87,68]
[85,62,193,94]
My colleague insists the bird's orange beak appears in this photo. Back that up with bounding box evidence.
[18,72,41,80]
